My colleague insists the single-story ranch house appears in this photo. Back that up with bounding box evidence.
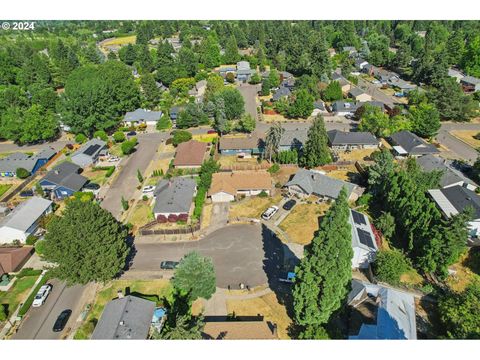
[123,109,163,126]
[152,177,196,222]
[39,162,88,200]
[278,128,308,152]
[0,147,56,177]
[218,133,264,157]
[0,247,34,277]
[208,171,272,202]
[327,130,379,151]
[173,140,209,169]
[71,139,108,168]
[389,130,439,157]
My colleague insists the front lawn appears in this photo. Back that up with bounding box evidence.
[128,201,154,229]
[279,201,330,245]
[101,35,136,46]
[0,275,39,321]
[229,194,282,220]
[0,183,13,198]
[192,133,218,143]
[336,148,377,162]
[83,166,115,185]
[226,292,292,339]
[74,279,171,340]
[450,130,480,149]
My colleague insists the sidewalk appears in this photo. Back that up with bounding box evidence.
[0,270,46,339]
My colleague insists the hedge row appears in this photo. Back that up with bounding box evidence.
[18,272,52,317]
[93,166,115,177]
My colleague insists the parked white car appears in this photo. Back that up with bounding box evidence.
[108,157,120,162]
[142,185,156,193]
[32,284,52,307]
[261,206,279,220]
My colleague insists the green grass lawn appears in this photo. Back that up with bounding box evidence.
[74,279,171,339]
[0,184,13,198]
[0,275,39,320]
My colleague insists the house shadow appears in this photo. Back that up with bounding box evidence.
[261,224,299,321]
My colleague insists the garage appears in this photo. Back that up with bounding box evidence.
[211,191,235,203]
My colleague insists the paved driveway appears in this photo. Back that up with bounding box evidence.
[13,280,86,340]
[238,83,260,120]
[130,223,294,288]
[101,132,166,219]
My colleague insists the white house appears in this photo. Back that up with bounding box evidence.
[0,197,53,244]
[350,210,378,269]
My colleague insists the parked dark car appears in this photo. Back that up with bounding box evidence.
[160,261,179,270]
[207,129,217,134]
[53,309,72,332]
[127,131,137,136]
[84,182,100,190]
[20,190,34,197]
[282,199,297,211]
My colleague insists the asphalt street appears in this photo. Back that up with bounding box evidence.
[13,279,86,340]
[131,223,289,288]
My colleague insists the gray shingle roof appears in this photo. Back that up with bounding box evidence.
[331,101,360,113]
[272,86,291,101]
[390,131,438,155]
[91,295,155,340]
[416,155,477,189]
[0,148,56,174]
[349,87,367,97]
[0,197,52,232]
[279,128,308,148]
[41,162,88,192]
[73,139,107,159]
[153,177,196,214]
[124,109,162,122]
[285,169,356,199]
[439,185,480,219]
[328,130,378,146]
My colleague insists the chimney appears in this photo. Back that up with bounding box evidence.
[119,320,125,326]
[117,289,124,299]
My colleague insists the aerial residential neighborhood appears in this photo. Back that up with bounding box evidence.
[1,13,480,352]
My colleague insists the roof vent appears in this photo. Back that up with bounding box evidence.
[119,320,125,326]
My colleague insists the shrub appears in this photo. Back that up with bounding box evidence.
[16,167,30,179]
[35,182,44,197]
[121,196,129,210]
[16,267,42,278]
[268,163,280,174]
[142,195,148,201]
[26,235,38,246]
[374,249,412,286]
[258,190,269,198]
[121,140,136,155]
[172,130,192,146]
[356,193,372,208]
[73,191,95,202]
[0,305,7,321]
[226,72,235,83]
[75,133,87,143]
[193,187,207,219]
[93,130,108,142]
[113,131,126,143]
[35,240,47,257]
[156,116,172,131]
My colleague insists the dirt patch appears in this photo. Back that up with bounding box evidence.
[336,148,377,162]
[226,292,292,339]
[128,200,154,229]
[229,194,282,220]
[279,201,330,245]
[272,166,298,186]
[445,253,480,293]
[450,130,480,149]
[201,203,213,229]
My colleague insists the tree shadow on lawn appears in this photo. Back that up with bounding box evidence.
[121,233,137,274]
[261,224,298,321]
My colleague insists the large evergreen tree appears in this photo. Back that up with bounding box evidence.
[293,187,353,329]
[224,34,240,64]
[300,115,332,167]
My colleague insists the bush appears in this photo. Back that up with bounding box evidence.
[26,235,38,246]
[16,167,31,179]
[193,187,207,220]
[156,116,172,131]
[16,267,42,278]
[113,131,126,143]
[172,130,192,146]
[73,191,95,202]
[93,130,108,142]
[142,195,148,201]
[374,249,412,286]
[258,190,269,198]
[226,72,235,83]
[121,196,129,211]
[268,163,280,174]
[35,240,47,257]
[93,166,115,177]
[121,140,136,155]
[356,193,372,208]
[75,133,87,143]
[0,305,7,321]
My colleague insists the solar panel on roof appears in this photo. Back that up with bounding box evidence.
[352,210,367,225]
[84,144,101,156]
[357,229,375,248]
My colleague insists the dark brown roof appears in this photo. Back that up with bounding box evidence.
[0,247,33,275]
[202,321,278,340]
[173,140,208,167]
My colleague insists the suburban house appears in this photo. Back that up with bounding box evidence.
[123,109,163,126]
[428,185,480,238]
[0,148,56,177]
[217,65,237,79]
[39,162,89,200]
[279,128,308,152]
[152,177,196,221]
[416,155,477,190]
[202,320,278,340]
[355,58,369,71]
[447,68,465,83]
[281,76,296,90]
[348,280,417,340]
[173,140,209,169]
[236,61,255,82]
[348,87,372,102]
[387,76,417,95]
[218,133,264,157]
[188,79,207,103]
[169,106,183,122]
[0,247,34,277]
[311,100,329,117]
[208,171,272,202]
[285,169,361,202]
[460,76,480,93]
[71,139,108,167]
[389,130,439,157]
[332,73,351,93]
[0,197,53,244]
[91,294,156,340]
[331,101,361,116]
[271,86,291,101]
[350,210,378,269]
[327,130,379,151]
